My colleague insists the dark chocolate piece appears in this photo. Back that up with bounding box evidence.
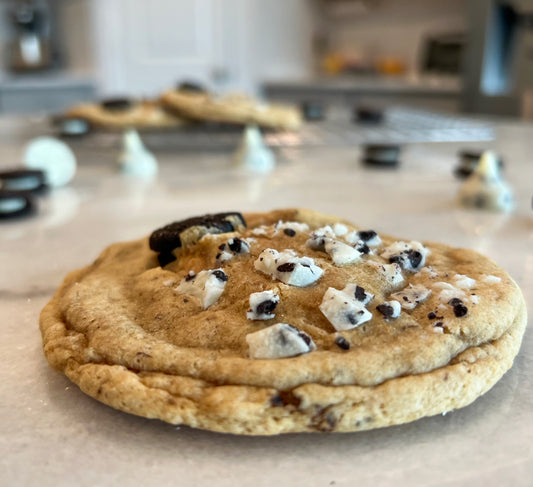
[277,262,296,273]
[376,304,394,318]
[212,270,228,282]
[357,230,377,242]
[256,299,278,315]
[283,228,296,237]
[334,335,350,350]
[354,285,367,302]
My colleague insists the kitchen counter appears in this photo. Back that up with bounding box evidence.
[1,114,532,486]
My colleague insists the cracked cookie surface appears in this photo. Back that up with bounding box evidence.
[39,208,527,434]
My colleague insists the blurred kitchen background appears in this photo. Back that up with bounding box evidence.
[0,0,532,118]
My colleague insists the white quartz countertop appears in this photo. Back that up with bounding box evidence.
[1,116,532,486]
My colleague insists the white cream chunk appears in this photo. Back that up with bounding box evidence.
[454,274,476,289]
[216,237,250,263]
[254,249,323,287]
[176,269,227,308]
[390,284,431,310]
[483,274,501,283]
[324,239,362,266]
[320,287,372,331]
[342,283,374,305]
[274,220,310,234]
[367,261,405,287]
[332,223,348,236]
[246,323,316,359]
[306,226,335,250]
[420,266,439,279]
[247,290,279,320]
[433,282,466,303]
[344,230,382,247]
[380,241,429,271]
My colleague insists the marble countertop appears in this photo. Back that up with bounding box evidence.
[1,116,532,486]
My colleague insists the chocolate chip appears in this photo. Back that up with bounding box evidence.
[334,335,350,350]
[149,212,246,254]
[377,304,394,318]
[212,270,228,282]
[270,394,283,407]
[428,311,437,319]
[297,331,313,347]
[354,285,367,302]
[448,298,463,307]
[256,299,278,315]
[283,228,296,237]
[277,262,296,273]
[358,230,377,242]
[218,243,226,250]
[227,238,241,253]
[389,255,403,265]
[453,304,468,317]
[406,250,422,269]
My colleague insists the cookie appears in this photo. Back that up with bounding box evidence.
[160,90,302,131]
[39,208,527,435]
[62,99,186,130]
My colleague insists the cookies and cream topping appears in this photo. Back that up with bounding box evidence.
[216,237,250,263]
[274,221,310,235]
[454,274,476,289]
[324,239,362,266]
[254,249,323,287]
[484,274,501,283]
[380,241,428,272]
[342,283,374,305]
[176,269,227,309]
[320,287,373,331]
[390,284,431,310]
[306,226,335,250]
[345,229,382,247]
[367,261,404,287]
[247,290,280,320]
[376,300,402,319]
[246,323,316,359]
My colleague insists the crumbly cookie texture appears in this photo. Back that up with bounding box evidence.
[64,100,186,130]
[39,208,527,435]
[160,90,302,131]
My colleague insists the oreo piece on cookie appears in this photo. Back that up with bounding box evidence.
[149,212,247,255]
[0,190,35,219]
[362,144,401,168]
[100,98,135,111]
[0,169,46,193]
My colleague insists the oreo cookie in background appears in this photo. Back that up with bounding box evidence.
[361,144,401,168]
[100,97,135,111]
[0,169,47,194]
[51,115,91,137]
[301,101,325,121]
[176,80,207,94]
[455,149,504,179]
[0,190,36,220]
[149,212,247,263]
[353,106,385,124]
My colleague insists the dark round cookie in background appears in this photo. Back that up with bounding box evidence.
[0,190,36,220]
[52,116,91,137]
[176,80,207,94]
[301,101,326,121]
[353,106,385,124]
[361,144,401,168]
[0,169,47,194]
[100,97,135,111]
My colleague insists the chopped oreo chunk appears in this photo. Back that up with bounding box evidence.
[283,228,296,237]
[334,335,350,350]
[367,261,404,287]
[216,237,250,264]
[246,323,316,359]
[176,269,227,308]
[149,212,246,254]
[376,300,402,319]
[157,252,176,267]
[247,290,280,320]
[390,284,431,310]
[320,287,372,331]
[324,239,362,266]
[380,241,429,272]
[342,283,374,305]
[255,249,323,287]
[449,299,468,317]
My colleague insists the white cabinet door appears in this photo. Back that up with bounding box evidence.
[90,0,221,96]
